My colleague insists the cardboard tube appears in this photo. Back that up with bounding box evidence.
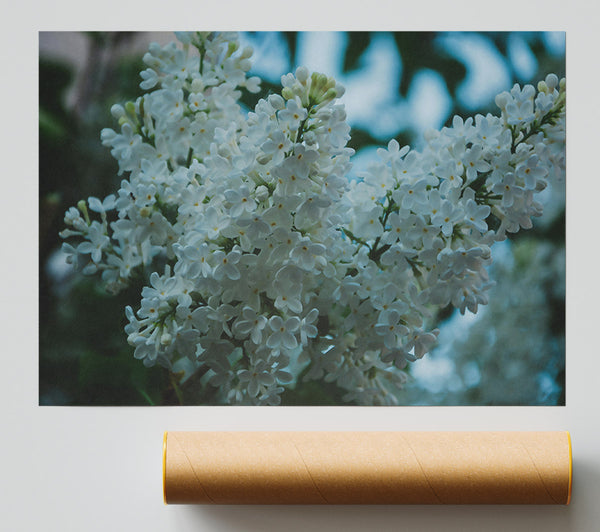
[163,431,572,505]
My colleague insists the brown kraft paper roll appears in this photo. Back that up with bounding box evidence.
[163,431,572,505]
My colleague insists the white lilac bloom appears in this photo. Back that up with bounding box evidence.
[375,309,409,349]
[463,197,491,234]
[233,307,268,345]
[299,308,319,346]
[289,239,327,271]
[492,172,523,208]
[261,130,292,165]
[88,194,116,214]
[516,154,548,190]
[351,205,384,241]
[60,32,565,405]
[393,179,429,210]
[266,316,301,351]
[237,360,276,398]
[75,222,110,264]
[224,185,257,218]
[463,145,490,184]
[212,248,242,281]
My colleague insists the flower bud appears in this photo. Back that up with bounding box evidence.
[559,78,566,91]
[255,185,269,202]
[323,87,337,102]
[324,76,336,91]
[227,41,239,57]
[281,87,295,100]
[495,92,510,110]
[125,101,136,116]
[77,200,90,225]
[537,80,548,94]
[111,104,125,119]
[545,73,559,90]
[295,66,309,83]
[161,330,172,345]
[174,32,193,44]
[268,94,285,110]
[191,78,204,93]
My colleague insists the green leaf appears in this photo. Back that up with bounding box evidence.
[343,32,371,73]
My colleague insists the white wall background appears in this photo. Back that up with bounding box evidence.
[3,1,599,530]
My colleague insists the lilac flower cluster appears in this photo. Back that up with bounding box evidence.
[61,32,565,404]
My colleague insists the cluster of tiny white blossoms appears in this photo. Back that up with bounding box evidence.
[60,32,565,405]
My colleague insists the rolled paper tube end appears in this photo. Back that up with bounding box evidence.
[162,431,168,505]
[567,431,573,505]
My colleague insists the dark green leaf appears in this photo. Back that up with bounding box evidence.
[343,32,371,73]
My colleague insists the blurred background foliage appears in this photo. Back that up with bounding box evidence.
[39,31,565,405]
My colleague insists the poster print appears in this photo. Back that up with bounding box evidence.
[39,31,565,406]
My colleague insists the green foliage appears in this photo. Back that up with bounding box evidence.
[39,34,174,405]
[40,276,174,405]
[282,377,348,406]
[342,32,371,73]
[391,32,467,100]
